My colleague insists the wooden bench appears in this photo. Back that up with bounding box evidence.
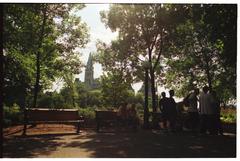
[23,108,84,135]
[95,110,119,132]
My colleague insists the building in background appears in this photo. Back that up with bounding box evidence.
[84,53,100,89]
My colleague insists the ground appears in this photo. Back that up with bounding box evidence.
[3,124,236,158]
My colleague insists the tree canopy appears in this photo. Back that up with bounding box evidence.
[3,4,89,108]
[98,4,236,105]
[3,4,236,113]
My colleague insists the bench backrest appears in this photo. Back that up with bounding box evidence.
[95,111,118,121]
[25,108,80,121]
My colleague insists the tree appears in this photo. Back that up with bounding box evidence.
[3,4,89,108]
[164,20,221,95]
[164,4,236,103]
[3,5,40,109]
[100,4,190,113]
[194,4,237,101]
[0,4,3,158]
[100,71,132,108]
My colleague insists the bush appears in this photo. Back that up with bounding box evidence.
[135,103,144,120]
[220,107,236,123]
[3,104,23,127]
[78,107,96,120]
[77,106,119,120]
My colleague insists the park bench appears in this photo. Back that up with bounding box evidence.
[95,110,119,132]
[23,108,84,135]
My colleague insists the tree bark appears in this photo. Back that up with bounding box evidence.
[0,4,4,158]
[149,67,157,113]
[206,65,212,92]
[143,68,149,128]
[203,50,213,92]
[33,6,47,108]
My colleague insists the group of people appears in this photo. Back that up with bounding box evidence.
[159,86,223,135]
[117,103,139,130]
[159,90,178,132]
[198,86,223,135]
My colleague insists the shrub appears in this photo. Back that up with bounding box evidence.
[78,107,96,120]
[220,107,236,123]
[3,104,23,127]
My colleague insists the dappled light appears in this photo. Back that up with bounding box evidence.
[3,127,236,158]
[2,3,236,158]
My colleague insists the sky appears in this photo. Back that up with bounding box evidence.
[52,4,177,99]
[73,4,144,94]
[75,4,117,80]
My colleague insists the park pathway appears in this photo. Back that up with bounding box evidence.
[3,125,236,158]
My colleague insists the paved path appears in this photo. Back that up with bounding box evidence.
[3,125,236,158]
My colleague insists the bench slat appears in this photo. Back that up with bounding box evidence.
[26,109,80,121]
[23,108,84,135]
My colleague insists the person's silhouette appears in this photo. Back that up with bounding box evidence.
[168,90,177,132]
[159,92,169,131]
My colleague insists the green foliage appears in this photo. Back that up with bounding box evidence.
[87,90,103,107]
[100,71,134,108]
[99,4,191,113]
[163,5,236,101]
[77,107,96,120]
[37,91,65,108]
[37,80,105,109]
[3,4,89,108]
[3,104,23,127]
[220,107,236,123]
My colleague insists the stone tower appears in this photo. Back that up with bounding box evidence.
[84,53,94,88]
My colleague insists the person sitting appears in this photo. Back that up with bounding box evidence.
[127,104,139,130]
[118,102,128,126]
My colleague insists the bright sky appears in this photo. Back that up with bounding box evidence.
[75,4,117,81]
[53,4,180,100]
[72,4,143,94]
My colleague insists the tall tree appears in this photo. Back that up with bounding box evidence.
[3,4,89,108]
[100,4,189,112]
[100,72,132,108]
[164,4,236,103]
[0,4,3,158]
[33,4,47,108]
[196,4,237,101]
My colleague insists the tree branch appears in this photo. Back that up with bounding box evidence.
[153,29,164,70]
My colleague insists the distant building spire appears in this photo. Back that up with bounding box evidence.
[84,53,94,88]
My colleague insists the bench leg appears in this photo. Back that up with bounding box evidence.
[22,123,27,136]
[96,122,100,132]
[77,122,80,134]
[22,109,27,136]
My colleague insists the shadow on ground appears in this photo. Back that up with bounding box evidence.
[3,133,77,158]
[3,126,236,158]
[64,130,236,158]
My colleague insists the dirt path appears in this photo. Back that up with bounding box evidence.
[3,124,236,158]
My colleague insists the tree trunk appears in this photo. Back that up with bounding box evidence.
[33,6,47,108]
[0,4,4,158]
[72,95,76,108]
[149,67,157,113]
[143,68,149,128]
[205,65,212,92]
[203,53,213,92]
[150,66,159,128]
[33,51,41,108]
